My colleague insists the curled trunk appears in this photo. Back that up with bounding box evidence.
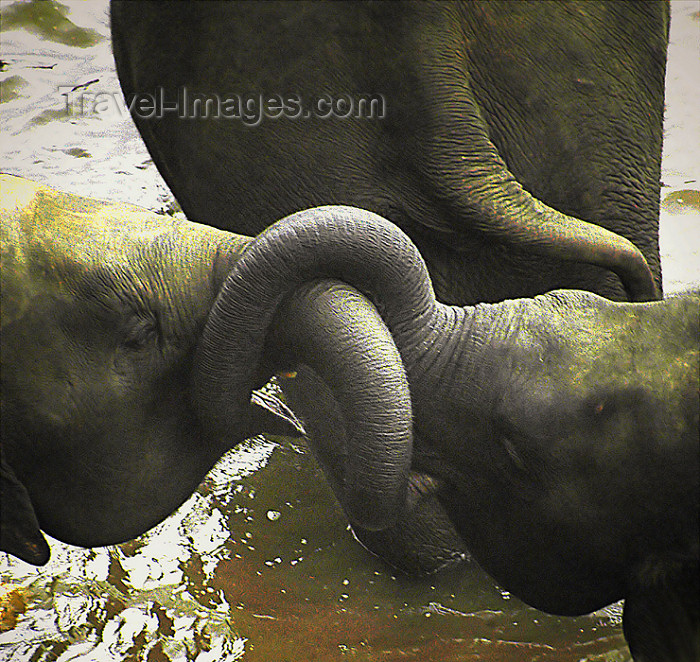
[396,2,659,302]
[267,280,414,529]
[194,206,441,530]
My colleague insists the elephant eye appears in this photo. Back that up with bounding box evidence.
[490,414,548,494]
[121,312,160,351]
[501,435,527,471]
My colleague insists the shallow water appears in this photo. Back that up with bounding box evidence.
[0,2,698,661]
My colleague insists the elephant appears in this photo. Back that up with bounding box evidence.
[227,207,697,662]
[0,174,412,562]
[195,200,698,661]
[110,0,668,306]
[2,176,697,661]
[109,5,697,657]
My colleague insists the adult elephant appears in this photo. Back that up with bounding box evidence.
[2,177,698,661]
[111,0,667,305]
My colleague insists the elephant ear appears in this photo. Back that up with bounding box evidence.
[623,563,700,662]
[1,455,50,565]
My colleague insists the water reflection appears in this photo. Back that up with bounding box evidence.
[1,1,697,661]
[0,434,632,661]
[0,0,171,212]
[0,438,274,661]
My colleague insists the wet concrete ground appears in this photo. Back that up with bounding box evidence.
[1,2,698,661]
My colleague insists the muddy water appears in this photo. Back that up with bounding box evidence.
[0,2,698,661]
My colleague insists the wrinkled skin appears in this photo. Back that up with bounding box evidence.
[0,176,412,560]
[111,0,666,304]
[109,3,695,658]
[3,181,697,660]
[425,294,699,662]
[206,206,699,662]
[284,295,700,660]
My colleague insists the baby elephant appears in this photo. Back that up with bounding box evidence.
[0,174,413,563]
[1,175,697,662]
[190,199,699,662]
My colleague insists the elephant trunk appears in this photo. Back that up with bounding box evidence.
[399,6,659,302]
[194,206,440,530]
[265,280,414,529]
[436,168,659,302]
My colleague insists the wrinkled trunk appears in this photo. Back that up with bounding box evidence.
[391,2,660,302]
[267,280,413,529]
[194,206,443,530]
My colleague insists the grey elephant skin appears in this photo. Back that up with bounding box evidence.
[2,177,698,661]
[201,202,699,662]
[0,175,413,561]
[111,0,667,305]
[109,3,696,658]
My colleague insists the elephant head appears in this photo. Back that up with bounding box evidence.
[2,177,696,660]
[0,175,413,563]
[207,204,698,661]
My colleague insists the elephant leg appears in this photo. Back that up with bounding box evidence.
[623,563,700,662]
